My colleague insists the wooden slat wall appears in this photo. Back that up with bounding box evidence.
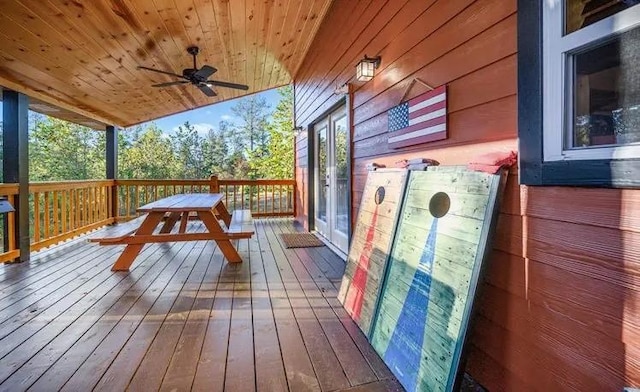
[293,0,640,390]
[0,0,332,128]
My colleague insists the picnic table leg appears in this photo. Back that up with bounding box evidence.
[160,212,181,233]
[215,202,232,227]
[112,211,164,271]
[179,212,189,234]
[197,211,242,263]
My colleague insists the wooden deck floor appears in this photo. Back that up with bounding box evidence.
[0,219,401,392]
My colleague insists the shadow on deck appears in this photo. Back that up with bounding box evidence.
[0,219,401,392]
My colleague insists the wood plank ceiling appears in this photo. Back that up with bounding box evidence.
[0,0,333,128]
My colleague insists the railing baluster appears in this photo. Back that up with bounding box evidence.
[61,190,67,234]
[7,195,15,252]
[257,185,261,214]
[70,189,74,228]
[73,189,77,229]
[124,186,130,220]
[97,186,101,222]
[44,191,50,239]
[34,192,41,243]
[53,191,59,236]
[92,186,96,225]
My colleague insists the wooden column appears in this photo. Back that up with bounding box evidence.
[106,125,118,220]
[2,90,30,262]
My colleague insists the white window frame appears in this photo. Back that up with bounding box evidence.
[543,1,640,162]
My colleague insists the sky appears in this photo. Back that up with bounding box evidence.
[139,87,281,136]
[0,87,282,136]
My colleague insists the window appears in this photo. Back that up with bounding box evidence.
[544,0,640,161]
[518,0,640,187]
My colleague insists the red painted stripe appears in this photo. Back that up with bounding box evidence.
[408,85,446,106]
[409,100,446,120]
[386,116,446,139]
[388,131,447,149]
[344,205,378,321]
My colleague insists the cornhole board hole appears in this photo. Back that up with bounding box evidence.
[370,166,507,392]
[338,169,409,336]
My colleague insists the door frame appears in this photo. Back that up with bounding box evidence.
[306,95,353,248]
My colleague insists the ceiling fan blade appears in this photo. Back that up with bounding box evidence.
[205,80,249,90]
[198,83,217,97]
[194,65,217,79]
[137,66,185,79]
[152,81,189,88]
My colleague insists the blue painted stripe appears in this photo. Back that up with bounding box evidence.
[383,219,438,392]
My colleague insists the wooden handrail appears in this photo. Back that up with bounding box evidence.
[115,179,295,186]
[30,180,115,192]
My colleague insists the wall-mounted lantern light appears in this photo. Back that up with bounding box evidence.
[293,126,304,137]
[356,55,381,82]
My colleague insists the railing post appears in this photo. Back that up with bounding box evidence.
[209,175,219,193]
[2,90,30,262]
[106,125,118,222]
[293,181,297,218]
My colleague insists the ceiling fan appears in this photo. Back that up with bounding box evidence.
[137,46,249,97]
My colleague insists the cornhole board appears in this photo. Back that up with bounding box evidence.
[338,169,409,336]
[370,166,507,392]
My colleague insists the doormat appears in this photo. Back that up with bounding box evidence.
[280,233,325,248]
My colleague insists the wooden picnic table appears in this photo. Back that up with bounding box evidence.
[89,193,254,271]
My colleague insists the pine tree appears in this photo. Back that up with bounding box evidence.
[249,86,294,179]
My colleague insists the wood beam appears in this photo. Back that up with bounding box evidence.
[2,90,30,262]
[106,125,118,220]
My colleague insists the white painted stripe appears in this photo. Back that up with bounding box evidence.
[409,109,446,125]
[408,92,446,113]
[388,123,447,143]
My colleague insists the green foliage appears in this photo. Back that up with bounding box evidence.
[249,85,294,179]
[1,86,295,182]
[119,124,178,179]
[30,115,105,181]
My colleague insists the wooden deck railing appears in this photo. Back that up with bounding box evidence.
[116,177,296,219]
[0,184,20,263]
[30,180,115,252]
[0,177,295,260]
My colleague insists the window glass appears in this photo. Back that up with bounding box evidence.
[333,115,348,235]
[571,26,640,148]
[566,0,640,34]
[317,127,327,222]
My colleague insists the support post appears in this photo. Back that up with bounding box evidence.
[106,125,118,221]
[3,90,30,262]
[209,175,219,193]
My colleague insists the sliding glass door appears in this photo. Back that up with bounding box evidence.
[314,106,348,253]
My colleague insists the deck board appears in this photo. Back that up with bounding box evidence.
[0,219,399,391]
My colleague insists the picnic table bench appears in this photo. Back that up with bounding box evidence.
[88,193,253,271]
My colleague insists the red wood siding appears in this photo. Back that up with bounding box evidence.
[293,0,640,390]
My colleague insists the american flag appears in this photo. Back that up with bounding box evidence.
[387,85,447,149]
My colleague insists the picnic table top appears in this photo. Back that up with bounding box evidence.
[137,193,224,212]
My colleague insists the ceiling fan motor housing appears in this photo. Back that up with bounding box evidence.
[182,68,197,79]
